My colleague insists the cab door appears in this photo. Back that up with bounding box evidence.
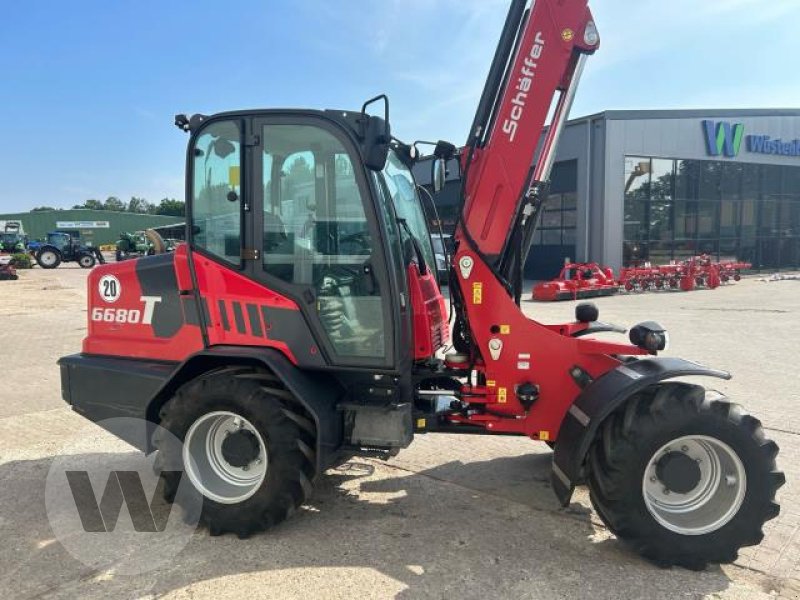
[248,116,396,369]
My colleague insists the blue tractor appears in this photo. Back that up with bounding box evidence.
[32,231,105,269]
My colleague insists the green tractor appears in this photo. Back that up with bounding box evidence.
[0,232,27,254]
[0,222,27,254]
[115,229,167,261]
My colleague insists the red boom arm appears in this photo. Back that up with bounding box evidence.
[459,0,598,275]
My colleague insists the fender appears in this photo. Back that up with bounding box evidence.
[60,346,344,477]
[551,357,731,506]
[146,345,344,473]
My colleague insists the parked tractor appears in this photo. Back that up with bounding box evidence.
[0,232,27,254]
[115,229,167,261]
[34,231,105,269]
[0,222,27,254]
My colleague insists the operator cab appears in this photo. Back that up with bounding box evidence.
[179,100,447,370]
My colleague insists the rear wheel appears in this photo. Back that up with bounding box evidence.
[154,368,317,537]
[36,248,61,269]
[78,253,96,268]
[587,383,783,569]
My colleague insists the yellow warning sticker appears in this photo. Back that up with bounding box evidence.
[486,380,496,388]
[229,165,241,187]
[416,418,426,429]
[500,324,510,335]
[472,282,483,304]
[539,430,550,441]
[498,387,507,403]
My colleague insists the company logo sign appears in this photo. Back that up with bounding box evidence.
[56,220,110,229]
[702,121,744,157]
[703,120,800,158]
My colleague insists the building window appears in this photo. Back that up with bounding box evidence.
[623,156,800,271]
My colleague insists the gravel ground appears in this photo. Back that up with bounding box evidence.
[0,263,797,599]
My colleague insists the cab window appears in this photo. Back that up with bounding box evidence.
[191,120,242,265]
[260,124,387,359]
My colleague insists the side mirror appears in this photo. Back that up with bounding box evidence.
[361,95,391,171]
[432,158,447,193]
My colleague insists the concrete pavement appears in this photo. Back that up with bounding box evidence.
[0,264,797,599]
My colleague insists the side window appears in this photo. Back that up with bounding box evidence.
[261,124,386,359]
[192,120,242,264]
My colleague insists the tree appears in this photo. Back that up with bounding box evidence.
[128,197,152,213]
[75,199,105,210]
[155,198,185,217]
[104,196,126,212]
[31,206,57,212]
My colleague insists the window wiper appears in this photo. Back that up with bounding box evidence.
[396,218,428,276]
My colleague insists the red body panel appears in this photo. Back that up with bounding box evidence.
[82,245,307,365]
[191,253,305,364]
[83,245,204,361]
[406,264,449,361]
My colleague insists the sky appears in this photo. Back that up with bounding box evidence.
[1,0,798,212]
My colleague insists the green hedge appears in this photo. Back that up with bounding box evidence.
[10,253,32,268]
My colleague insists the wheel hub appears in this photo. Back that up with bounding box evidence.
[656,451,701,494]
[642,435,747,535]
[221,429,261,468]
[182,411,268,504]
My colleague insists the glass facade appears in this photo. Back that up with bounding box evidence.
[526,160,578,278]
[624,156,800,270]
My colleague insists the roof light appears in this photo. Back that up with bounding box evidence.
[584,21,599,46]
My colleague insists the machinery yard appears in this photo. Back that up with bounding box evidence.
[1,265,797,599]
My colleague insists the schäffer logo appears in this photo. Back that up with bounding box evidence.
[702,120,744,157]
[703,120,800,158]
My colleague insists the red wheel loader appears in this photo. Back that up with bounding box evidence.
[59,0,782,568]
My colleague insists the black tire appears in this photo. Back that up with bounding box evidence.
[78,253,96,269]
[154,368,317,537]
[587,382,783,569]
[36,248,61,269]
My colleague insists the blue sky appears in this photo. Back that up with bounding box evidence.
[1,0,798,212]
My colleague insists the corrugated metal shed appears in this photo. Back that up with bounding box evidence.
[0,210,184,245]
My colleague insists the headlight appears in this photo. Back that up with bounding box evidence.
[629,321,668,354]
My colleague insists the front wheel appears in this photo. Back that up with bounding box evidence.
[78,253,96,268]
[154,369,317,537]
[587,382,783,569]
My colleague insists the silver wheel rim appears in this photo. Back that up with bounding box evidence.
[80,256,93,267]
[643,435,746,535]
[40,251,57,266]
[183,411,268,504]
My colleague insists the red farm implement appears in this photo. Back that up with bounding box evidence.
[534,256,751,301]
[532,262,617,301]
[619,255,751,293]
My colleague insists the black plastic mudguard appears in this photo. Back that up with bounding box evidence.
[59,346,344,473]
[551,357,731,506]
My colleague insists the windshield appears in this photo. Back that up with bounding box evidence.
[381,150,435,271]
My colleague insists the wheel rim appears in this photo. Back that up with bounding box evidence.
[80,256,93,267]
[40,251,57,266]
[642,435,746,535]
[183,411,268,504]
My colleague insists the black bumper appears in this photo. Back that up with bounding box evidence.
[58,354,178,451]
